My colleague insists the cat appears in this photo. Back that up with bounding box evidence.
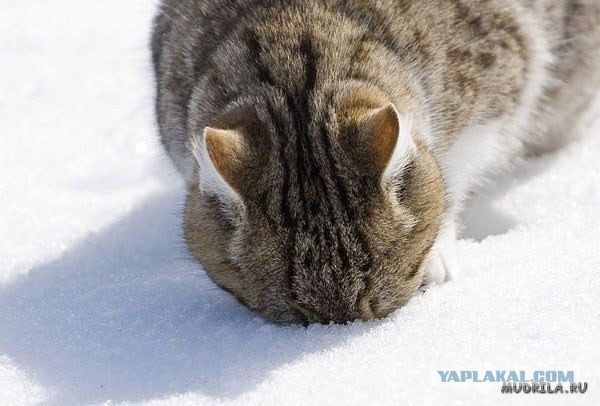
[152,0,600,324]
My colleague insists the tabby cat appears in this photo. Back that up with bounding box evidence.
[152,0,600,324]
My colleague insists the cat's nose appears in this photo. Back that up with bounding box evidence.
[322,305,377,325]
[296,306,359,325]
[297,297,379,324]
[321,313,360,325]
[326,299,379,324]
[330,307,376,324]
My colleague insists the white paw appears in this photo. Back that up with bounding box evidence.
[438,244,460,282]
[423,238,461,286]
[423,249,447,286]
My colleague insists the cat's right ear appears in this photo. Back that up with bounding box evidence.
[191,127,246,200]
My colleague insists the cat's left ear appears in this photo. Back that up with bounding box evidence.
[349,103,416,181]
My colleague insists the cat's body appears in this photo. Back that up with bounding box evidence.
[152,0,600,324]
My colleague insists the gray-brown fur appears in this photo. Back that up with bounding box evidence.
[153,0,600,324]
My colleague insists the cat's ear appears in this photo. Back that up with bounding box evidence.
[192,127,246,199]
[204,127,246,190]
[355,103,415,180]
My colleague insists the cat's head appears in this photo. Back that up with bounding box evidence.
[185,86,446,324]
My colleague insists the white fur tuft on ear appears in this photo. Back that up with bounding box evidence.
[383,111,416,182]
[189,130,240,201]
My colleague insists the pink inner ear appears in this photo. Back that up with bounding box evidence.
[204,127,245,191]
[365,104,401,173]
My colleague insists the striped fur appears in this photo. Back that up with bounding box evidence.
[153,0,600,324]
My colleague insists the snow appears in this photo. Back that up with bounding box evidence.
[1,1,599,405]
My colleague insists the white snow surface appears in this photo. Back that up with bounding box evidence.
[1,1,599,405]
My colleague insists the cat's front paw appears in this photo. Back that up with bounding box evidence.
[422,240,460,288]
